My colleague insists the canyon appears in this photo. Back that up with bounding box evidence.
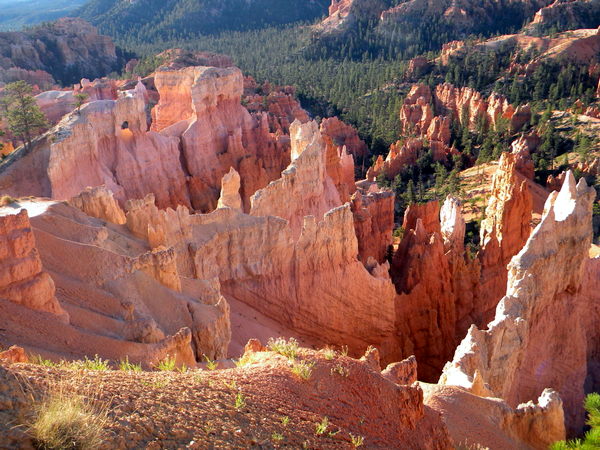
[0,1,599,445]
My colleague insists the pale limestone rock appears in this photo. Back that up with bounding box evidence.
[69,186,126,224]
[424,384,565,449]
[440,195,465,254]
[476,152,533,325]
[217,167,242,210]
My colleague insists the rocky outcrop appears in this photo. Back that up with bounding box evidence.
[0,346,28,364]
[153,66,291,212]
[124,121,397,356]
[400,84,435,136]
[425,384,565,449]
[476,153,533,325]
[405,56,431,79]
[510,133,540,179]
[0,198,230,365]
[446,28,600,72]
[316,0,387,33]
[350,184,394,263]
[366,138,423,180]
[390,200,463,381]
[126,199,397,355]
[0,65,307,217]
[435,83,530,133]
[320,116,368,158]
[379,0,553,35]
[528,0,600,32]
[217,167,242,210]
[0,68,55,88]
[0,208,67,321]
[35,90,75,124]
[243,78,310,134]
[370,83,530,181]
[324,133,357,203]
[69,186,127,224]
[0,18,121,86]
[250,120,342,236]
[78,77,120,101]
[440,171,597,434]
[0,82,191,210]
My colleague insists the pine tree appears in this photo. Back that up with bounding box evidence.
[1,81,48,150]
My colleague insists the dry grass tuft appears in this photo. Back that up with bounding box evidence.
[0,195,17,206]
[27,380,109,449]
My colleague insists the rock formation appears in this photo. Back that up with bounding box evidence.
[0,208,67,321]
[387,161,536,382]
[243,77,310,134]
[34,90,75,124]
[434,83,530,133]
[153,66,291,211]
[0,198,230,365]
[0,18,121,85]
[425,384,566,449]
[366,138,423,181]
[320,116,368,158]
[350,184,394,263]
[69,185,127,224]
[476,152,533,325]
[378,0,553,34]
[528,0,600,32]
[441,171,598,434]
[123,120,397,355]
[0,81,191,210]
[370,83,530,181]
[510,133,539,179]
[391,204,457,381]
[316,0,387,33]
[217,167,242,210]
[250,120,342,235]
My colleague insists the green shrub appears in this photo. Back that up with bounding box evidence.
[290,360,314,381]
[267,337,299,360]
[155,355,176,371]
[118,357,142,372]
[551,393,600,449]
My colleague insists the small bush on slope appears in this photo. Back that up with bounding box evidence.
[552,393,600,449]
[267,337,299,360]
[27,380,109,449]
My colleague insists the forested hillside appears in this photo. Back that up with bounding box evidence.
[76,0,330,43]
[0,0,86,30]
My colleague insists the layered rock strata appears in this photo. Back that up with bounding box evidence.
[0,208,67,321]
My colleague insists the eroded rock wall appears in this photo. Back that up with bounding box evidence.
[441,171,597,434]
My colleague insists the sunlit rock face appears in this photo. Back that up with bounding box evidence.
[476,152,533,325]
[441,171,598,434]
[153,66,291,212]
[0,208,67,321]
[0,82,191,210]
